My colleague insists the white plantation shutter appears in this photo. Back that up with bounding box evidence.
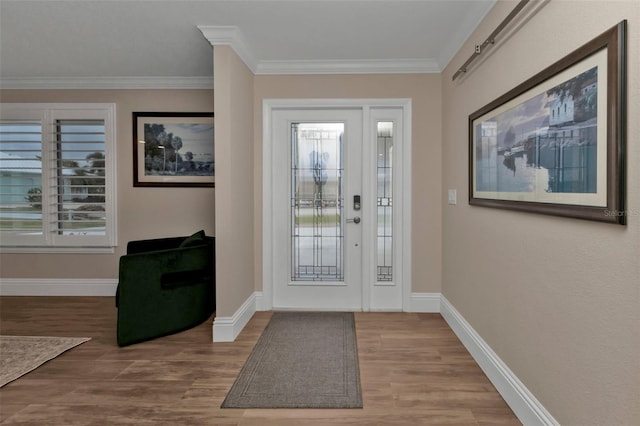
[0,118,43,236]
[0,104,116,250]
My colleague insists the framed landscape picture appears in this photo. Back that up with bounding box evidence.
[133,112,214,187]
[469,21,626,224]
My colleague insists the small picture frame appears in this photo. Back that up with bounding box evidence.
[133,112,214,187]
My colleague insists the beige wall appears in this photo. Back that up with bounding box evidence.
[213,46,256,317]
[253,74,443,294]
[0,89,215,279]
[442,1,640,424]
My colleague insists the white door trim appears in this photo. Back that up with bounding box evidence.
[262,98,412,311]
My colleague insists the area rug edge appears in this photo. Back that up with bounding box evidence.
[0,336,91,387]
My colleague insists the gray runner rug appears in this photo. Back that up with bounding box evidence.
[221,311,362,408]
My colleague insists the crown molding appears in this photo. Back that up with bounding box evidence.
[198,25,442,75]
[3,22,456,90]
[255,58,441,75]
[0,76,213,90]
[198,25,258,73]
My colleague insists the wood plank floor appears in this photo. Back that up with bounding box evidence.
[0,297,520,425]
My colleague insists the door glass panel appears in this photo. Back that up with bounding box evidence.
[291,122,344,281]
[377,122,393,281]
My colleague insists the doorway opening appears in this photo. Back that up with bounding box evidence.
[263,99,412,312]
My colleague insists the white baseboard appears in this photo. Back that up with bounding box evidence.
[254,291,267,311]
[0,280,556,424]
[409,292,441,312]
[212,292,257,342]
[440,295,559,426]
[0,278,118,296]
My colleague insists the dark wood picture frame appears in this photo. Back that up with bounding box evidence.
[133,112,214,187]
[469,21,626,224]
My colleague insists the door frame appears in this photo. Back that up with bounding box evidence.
[262,98,412,312]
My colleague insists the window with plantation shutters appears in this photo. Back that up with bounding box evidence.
[0,104,116,251]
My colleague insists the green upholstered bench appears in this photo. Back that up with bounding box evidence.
[116,231,215,346]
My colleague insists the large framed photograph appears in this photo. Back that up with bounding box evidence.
[469,21,626,224]
[133,112,214,187]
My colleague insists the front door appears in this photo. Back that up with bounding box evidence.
[266,101,409,311]
[271,108,362,310]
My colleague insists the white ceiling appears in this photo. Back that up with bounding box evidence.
[0,0,496,88]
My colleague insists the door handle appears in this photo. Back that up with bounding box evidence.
[347,216,361,224]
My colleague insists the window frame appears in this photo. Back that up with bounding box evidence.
[0,103,117,252]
